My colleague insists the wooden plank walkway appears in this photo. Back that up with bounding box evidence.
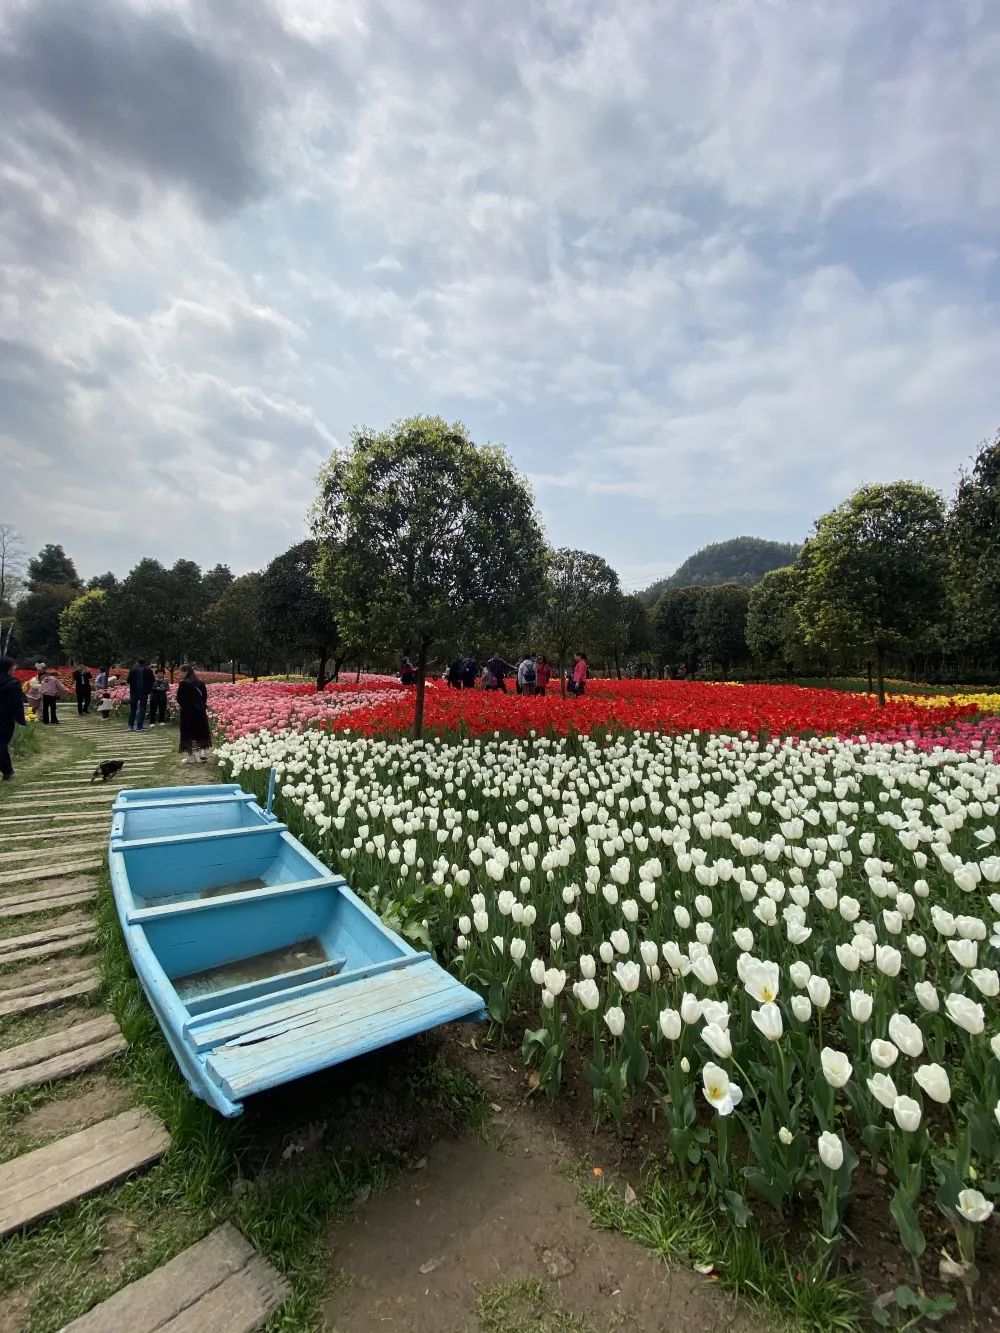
[0,1108,169,1236]
[1,847,102,868]
[0,886,95,918]
[62,1223,290,1332]
[0,918,96,966]
[0,967,100,1018]
[0,857,103,886]
[0,1012,125,1095]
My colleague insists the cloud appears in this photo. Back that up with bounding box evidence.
[2,0,999,586]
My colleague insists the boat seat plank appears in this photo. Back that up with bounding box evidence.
[61,1222,290,1333]
[183,956,348,1019]
[0,1108,169,1236]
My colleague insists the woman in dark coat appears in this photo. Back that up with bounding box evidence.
[176,664,212,763]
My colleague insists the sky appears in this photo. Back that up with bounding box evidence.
[2,0,999,591]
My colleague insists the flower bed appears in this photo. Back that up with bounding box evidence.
[218,722,1000,1289]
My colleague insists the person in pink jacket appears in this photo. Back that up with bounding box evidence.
[569,651,589,696]
[38,670,71,724]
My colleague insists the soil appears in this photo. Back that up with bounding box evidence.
[0,1285,32,1333]
[325,1110,758,1333]
[15,1075,130,1143]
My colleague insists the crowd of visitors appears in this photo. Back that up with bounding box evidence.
[404,651,589,695]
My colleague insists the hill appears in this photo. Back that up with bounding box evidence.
[640,537,801,605]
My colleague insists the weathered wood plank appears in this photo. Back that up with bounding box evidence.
[1,828,101,843]
[0,964,94,997]
[0,972,99,1018]
[0,933,96,967]
[0,858,103,887]
[0,890,95,920]
[62,1223,291,1333]
[0,1014,124,1095]
[0,879,97,908]
[1,847,103,865]
[0,1108,169,1236]
[0,1033,125,1095]
[0,919,93,957]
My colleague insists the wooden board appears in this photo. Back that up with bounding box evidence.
[62,1223,291,1332]
[0,918,94,959]
[0,879,97,908]
[0,889,95,919]
[0,970,99,1018]
[1,828,109,844]
[0,931,96,966]
[2,846,103,865]
[0,1108,169,1237]
[0,858,103,887]
[0,1012,126,1094]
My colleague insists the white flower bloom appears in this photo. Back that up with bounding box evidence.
[680,992,703,1025]
[957,1189,994,1224]
[701,1022,733,1059]
[564,911,583,937]
[914,981,940,1013]
[614,961,641,994]
[807,975,831,1010]
[473,911,489,933]
[701,1062,743,1116]
[836,943,860,972]
[529,958,546,985]
[875,945,902,977]
[892,1095,922,1132]
[870,1038,899,1069]
[971,968,1000,998]
[732,927,754,952]
[817,1131,844,1171]
[887,1013,924,1058]
[948,938,979,969]
[778,1126,793,1145]
[849,990,873,1022]
[659,1008,682,1040]
[751,1002,783,1042]
[604,1005,626,1037]
[691,954,719,987]
[789,961,811,989]
[868,1071,899,1108]
[574,978,601,1011]
[820,1047,852,1088]
[579,953,596,979]
[610,928,631,954]
[791,994,812,1022]
[914,1063,951,1104]
[599,941,615,965]
[945,993,985,1035]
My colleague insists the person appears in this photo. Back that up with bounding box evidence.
[535,655,551,695]
[149,669,170,726]
[462,654,478,689]
[127,658,155,732]
[400,658,416,686]
[39,669,70,723]
[0,657,27,781]
[447,656,464,689]
[73,665,93,715]
[176,664,211,763]
[96,691,113,720]
[25,669,44,719]
[95,667,108,690]
[568,651,589,697]
[485,653,514,693]
[517,653,537,696]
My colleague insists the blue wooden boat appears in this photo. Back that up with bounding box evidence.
[109,784,486,1116]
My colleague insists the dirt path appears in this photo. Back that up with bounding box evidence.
[327,1107,758,1333]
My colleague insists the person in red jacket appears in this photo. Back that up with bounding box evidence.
[568,651,589,696]
[535,655,551,695]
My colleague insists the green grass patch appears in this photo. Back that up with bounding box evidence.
[583,1170,861,1333]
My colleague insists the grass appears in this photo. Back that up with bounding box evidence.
[473,1277,621,1333]
[583,1170,861,1333]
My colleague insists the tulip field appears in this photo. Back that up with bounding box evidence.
[211,677,1000,1305]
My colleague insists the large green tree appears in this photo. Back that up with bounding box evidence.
[694,582,751,671]
[948,430,1000,661]
[746,566,807,675]
[260,540,342,690]
[15,585,80,661]
[797,482,947,704]
[608,591,653,677]
[87,571,117,592]
[533,548,621,693]
[26,543,82,589]
[164,559,207,664]
[206,574,269,680]
[202,563,235,607]
[651,586,704,674]
[312,415,546,735]
[112,558,174,666]
[59,589,120,666]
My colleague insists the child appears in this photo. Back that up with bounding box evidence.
[97,692,113,720]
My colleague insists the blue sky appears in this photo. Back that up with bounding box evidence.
[2,0,998,588]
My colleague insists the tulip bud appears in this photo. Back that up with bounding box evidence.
[579,953,597,980]
[659,1008,682,1040]
[849,990,873,1022]
[807,975,831,1010]
[604,1006,626,1037]
[599,941,614,965]
[892,1094,921,1132]
[778,1126,793,1146]
[817,1131,844,1171]
[914,1063,951,1104]
[820,1047,852,1088]
[791,994,812,1022]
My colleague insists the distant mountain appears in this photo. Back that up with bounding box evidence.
[640,537,801,605]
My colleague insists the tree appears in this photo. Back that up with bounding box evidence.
[608,592,652,677]
[746,566,807,675]
[87,571,117,592]
[260,541,342,690]
[533,549,621,693]
[112,558,174,665]
[205,574,269,680]
[59,589,119,666]
[0,524,26,656]
[26,544,82,589]
[948,430,1000,661]
[312,415,546,736]
[15,585,81,661]
[797,482,947,704]
[652,587,704,674]
[202,564,235,607]
[694,583,751,671]
[164,559,207,664]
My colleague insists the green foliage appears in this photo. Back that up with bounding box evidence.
[948,429,1000,659]
[651,586,703,671]
[746,565,807,671]
[86,571,117,592]
[14,584,80,660]
[111,557,175,665]
[312,415,546,733]
[200,563,234,605]
[59,588,119,665]
[608,591,652,674]
[872,1286,956,1329]
[642,537,801,604]
[204,573,269,677]
[694,582,750,670]
[533,548,621,680]
[26,543,81,589]
[797,482,947,702]
[260,540,340,686]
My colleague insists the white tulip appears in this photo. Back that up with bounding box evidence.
[906,934,927,958]
[542,988,555,1009]
[820,1047,852,1088]
[870,1039,899,1069]
[659,1008,682,1040]
[701,1000,730,1030]
[817,1131,844,1171]
[701,1022,733,1059]
[564,911,583,937]
[945,993,985,1035]
[971,968,1000,998]
[473,911,489,933]
[892,1095,922,1132]
[868,1071,899,1108]
[691,954,719,987]
[529,958,546,985]
[835,943,860,972]
[701,1062,743,1116]
[732,927,754,952]
[887,1013,924,1059]
[791,994,812,1022]
[614,961,641,994]
[639,940,659,969]
[948,938,979,969]
[622,899,640,923]
[807,975,831,1010]
[778,1126,793,1145]
[674,905,691,929]
[789,961,811,989]
[751,1002,783,1042]
[579,953,597,979]
[680,992,703,1025]
[957,1189,994,1224]
[574,978,601,1011]
[914,1063,951,1104]
[914,981,940,1013]
[610,928,630,954]
[604,1006,626,1037]
[875,945,902,977]
[849,990,873,1022]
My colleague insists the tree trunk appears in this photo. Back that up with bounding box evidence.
[316,649,328,693]
[355,660,362,684]
[875,645,886,706]
[614,649,622,680]
[230,660,236,683]
[413,639,430,738]
[865,660,873,695]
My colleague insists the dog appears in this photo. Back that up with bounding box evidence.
[91,759,125,784]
